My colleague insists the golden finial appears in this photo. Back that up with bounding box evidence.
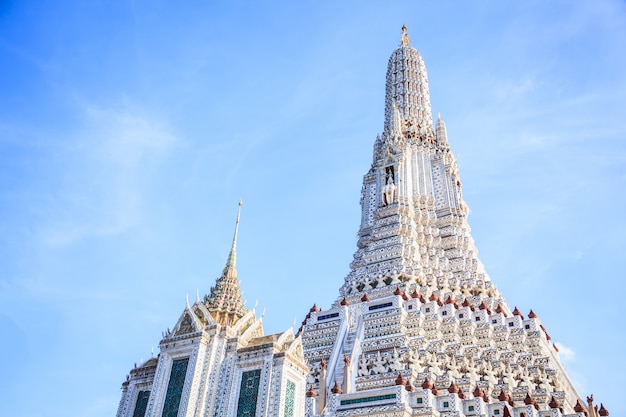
[401,25,410,46]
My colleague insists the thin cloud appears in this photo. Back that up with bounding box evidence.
[39,98,179,247]
[556,342,576,363]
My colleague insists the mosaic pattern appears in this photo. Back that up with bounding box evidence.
[132,391,150,417]
[236,369,261,417]
[283,380,295,417]
[162,358,189,417]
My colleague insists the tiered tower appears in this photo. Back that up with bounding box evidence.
[300,26,602,417]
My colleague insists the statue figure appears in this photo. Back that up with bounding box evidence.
[466,358,479,383]
[483,361,498,386]
[518,367,534,390]
[407,349,424,374]
[427,352,443,377]
[373,351,388,374]
[502,362,515,387]
[551,374,562,392]
[388,348,404,372]
[382,171,397,205]
[447,357,462,380]
[357,355,369,377]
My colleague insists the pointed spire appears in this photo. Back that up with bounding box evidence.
[383,26,432,134]
[524,393,534,405]
[421,377,432,390]
[400,24,410,46]
[205,201,247,326]
[448,381,459,394]
[496,304,507,317]
[224,199,243,278]
[331,381,342,394]
[390,102,403,136]
[395,373,405,385]
[498,389,510,402]
[405,379,414,392]
[436,113,448,146]
[598,403,609,416]
[549,396,560,409]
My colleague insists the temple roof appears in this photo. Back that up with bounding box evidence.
[205,201,247,325]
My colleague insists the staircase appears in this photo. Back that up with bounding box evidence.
[330,310,364,393]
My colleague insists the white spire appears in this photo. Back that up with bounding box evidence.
[390,102,403,137]
[436,113,448,146]
[224,200,242,274]
[384,25,433,133]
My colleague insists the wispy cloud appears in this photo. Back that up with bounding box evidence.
[555,342,576,363]
[39,97,179,246]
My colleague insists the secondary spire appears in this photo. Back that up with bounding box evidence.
[205,200,247,326]
[224,199,242,277]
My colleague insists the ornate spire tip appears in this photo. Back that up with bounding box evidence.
[401,24,410,46]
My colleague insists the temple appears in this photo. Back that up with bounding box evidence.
[116,26,608,417]
[116,202,308,417]
[298,26,606,417]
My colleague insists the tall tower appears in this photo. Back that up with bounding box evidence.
[300,26,597,417]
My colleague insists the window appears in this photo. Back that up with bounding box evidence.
[318,312,339,321]
[492,319,497,324]
[132,391,150,417]
[468,405,475,411]
[459,314,464,318]
[237,369,262,417]
[525,324,530,329]
[162,358,189,417]
[408,305,413,310]
[475,317,480,321]
[385,166,395,181]
[508,322,514,327]
[443,401,449,407]
[340,394,396,406]
[416,398,423,404]
[425,308,430,313]
[283,380,295,417]
[369,302,393,311]
[494,410,500,415]
[442,311,447,316]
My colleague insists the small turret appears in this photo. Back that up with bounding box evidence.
[436,113,448,146]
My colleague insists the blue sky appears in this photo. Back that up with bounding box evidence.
[1,1,625,416]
